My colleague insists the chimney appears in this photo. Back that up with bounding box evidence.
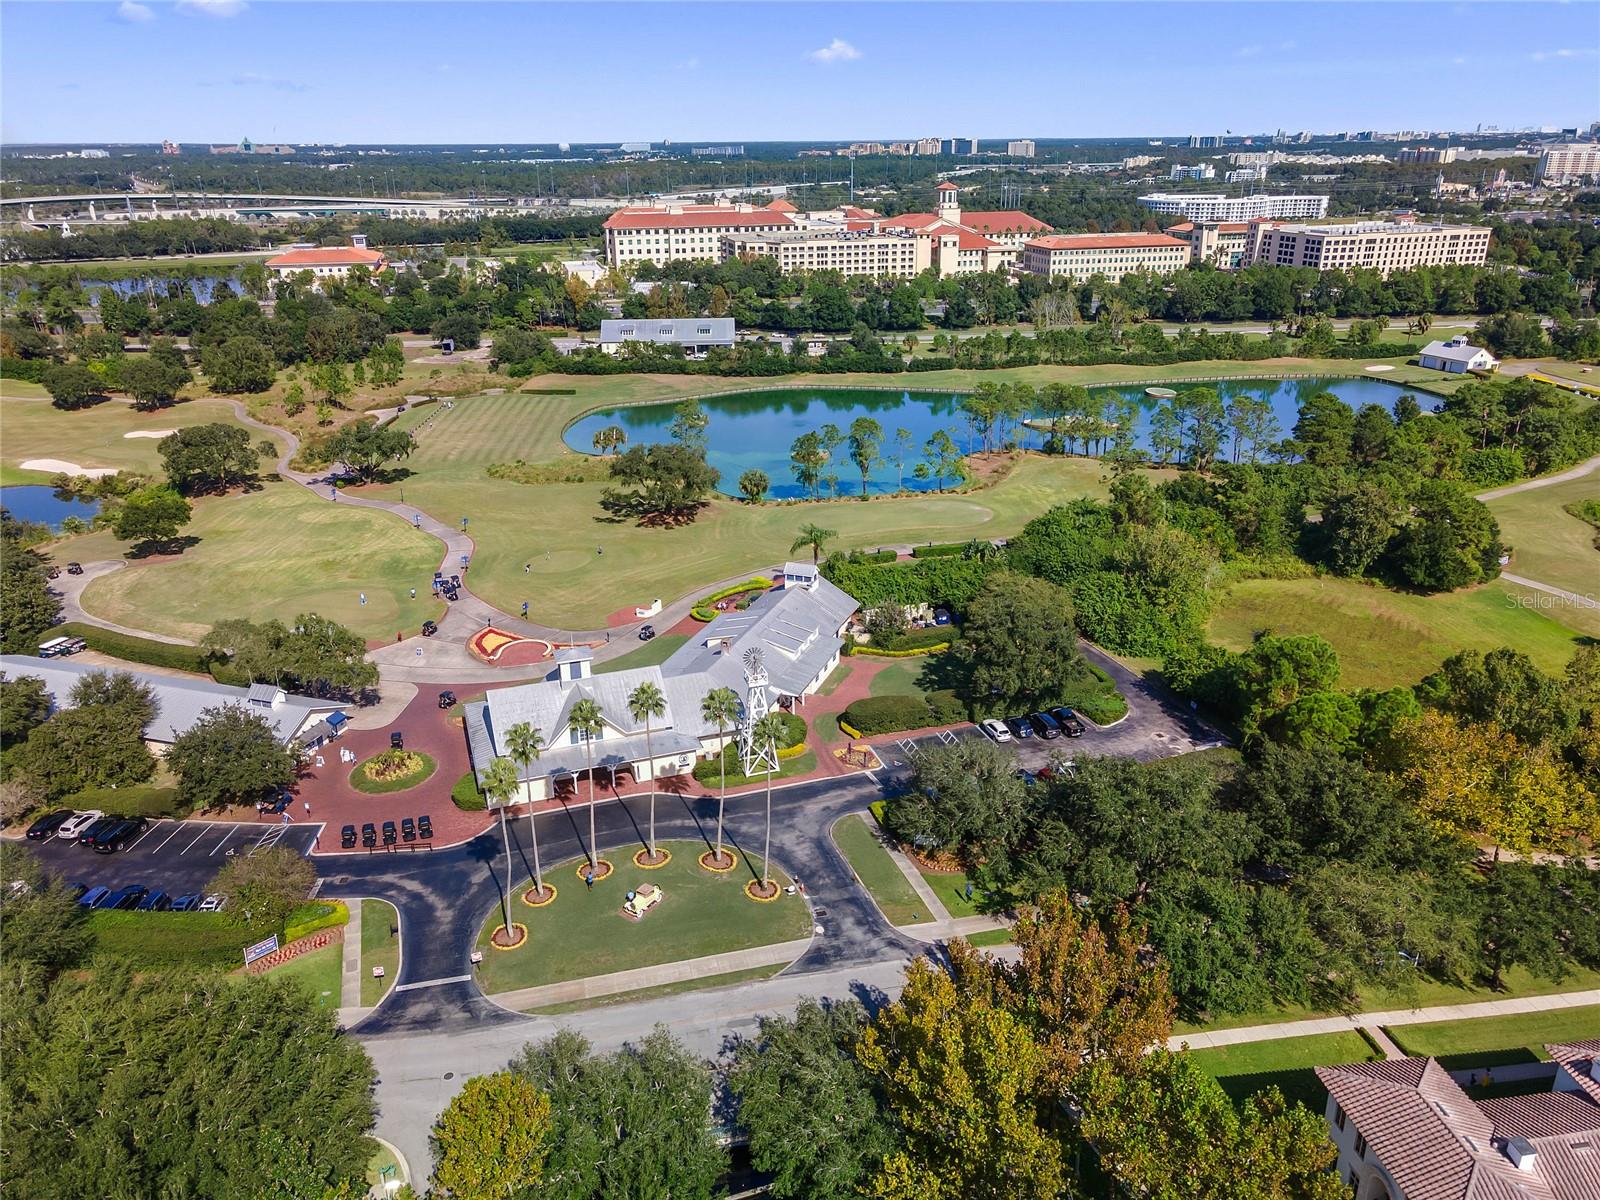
[1506,1138,1538,1172]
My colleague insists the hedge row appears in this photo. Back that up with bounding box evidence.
[849,643,950,659]
[691,576,773,622]
[42,622,238,682]
[840,692,965,736]
[451,770,486,811]
[283,900,349,944]
[66,785,185,818]
[876,626,958,653]
[909,543,969,559]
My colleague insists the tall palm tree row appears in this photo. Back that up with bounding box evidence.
[699,686,742,867]
[504,721,546,898]
[481,756,520,940]
[567,698,605,874]
[750,712,789,897]
[628,681,667,861]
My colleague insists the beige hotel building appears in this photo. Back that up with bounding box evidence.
[1244,219,1491,275]
[722,227,929,277]
[1020,232,1190,282]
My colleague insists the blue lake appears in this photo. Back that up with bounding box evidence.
[0,486,101,531]
[564,376,1429,499]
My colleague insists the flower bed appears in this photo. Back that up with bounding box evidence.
[691,577,773,622]
[351,750,438,794]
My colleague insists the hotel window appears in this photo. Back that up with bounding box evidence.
[1354,1132,1367,1160]
[1332,1104,1345,1131]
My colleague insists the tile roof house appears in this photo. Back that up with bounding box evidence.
[1316,1043,1600,1200]
[0,655,347,750]
[462,570,857,801]
[265,237,386,282]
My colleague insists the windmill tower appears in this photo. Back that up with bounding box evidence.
[738,648,780,777]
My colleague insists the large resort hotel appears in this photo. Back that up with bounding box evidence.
[463,565,857,800]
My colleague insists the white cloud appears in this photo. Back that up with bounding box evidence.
[227,71,307,92]
[1235,44,1263,58]
[178,0,247,16]
[676,56,701,71]
[807,38,861,64]
[117,1,155,22]
[1451,55,1468,65]
[1531,47,1597,61]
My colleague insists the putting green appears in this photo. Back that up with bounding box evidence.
[67,482,445,642]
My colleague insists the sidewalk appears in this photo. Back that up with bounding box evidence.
[1172,987,1600,1052]
[484,937,816,1013]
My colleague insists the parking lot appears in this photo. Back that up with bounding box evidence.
[27,819,321,895]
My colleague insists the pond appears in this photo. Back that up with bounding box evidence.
[0,485,101,531]
[563,376,1428,499]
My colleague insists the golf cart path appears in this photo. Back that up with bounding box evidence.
[1475,451,1600,501]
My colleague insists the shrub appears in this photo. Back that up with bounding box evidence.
[451,770,485,810]
[691,577,774,621]
[910,542,969,558]
[925,689,967,724]
[841,695,939,736]
[487,458,611,485]
[840,719,863,739]
[66,784,185,818]
[851,643,950,658]
[283,899,349,944]
[352,750,436,794]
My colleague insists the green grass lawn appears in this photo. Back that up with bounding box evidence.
[868,658,935,699]
[64,481,446,642]
[832,814,932,926]
[1486,472,1600,599]
[1188,1031,1380,1111]
[472,840,811,994]
[360,899,400,1008]
[1207,574,1586,689]
[366,1143,406,1193]
[597,633,689,673]
[1385,1006,1600,1070]
[523,963,783,1015]
[963,928,1014,948]
[918,865,982,918]
[0,393,283,477]
[1174,964,1600,1035]
[265,941,343,1009]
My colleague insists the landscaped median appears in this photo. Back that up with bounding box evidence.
[471,840,811,1007]
[350,749,437,794]
[360,899,400,1007]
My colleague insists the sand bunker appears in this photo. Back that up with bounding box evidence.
[19,459,117,478]
[124,429,178,439]
[1364,364,1396,372]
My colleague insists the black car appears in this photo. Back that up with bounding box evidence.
[382,821,397,846]
[91,817,147,854]
[401,817,416,842]
[77,816,121,846]
[1028,711,1063,740]
[361,823,377,848]
[421,620,438,637]
[638,625,656,641]
[1003,716,1035,740]
[417,814,433,840]
[1048,707,1087,737]
[390,731,404,750]
[340,824,357,849]
[26,809,73,840]
[438,690,456,709]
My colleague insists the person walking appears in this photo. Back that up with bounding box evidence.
[303,801,311,818]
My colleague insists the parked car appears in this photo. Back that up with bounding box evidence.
[98,885,146,910]
[361,823,377,848]
[1004,716,1035,740]
[169,893,201,912]
[390,731,404,750]
[638,624,656,641]
[77,885,110,908]
[91,817,147,854]
[401,817,416,842]
[198,894,227,912]
[67,882,90,901]
[1028,711,1063,740]
[437,690,456,709]
[77,816,122,846]
[382,820,397,846]
[933,608,952,626]
[136,890,170,912]
[26,809,74,840]
[418,814,433,840]
[56,810,105,840]
[1048,707,1086,737]
[979,718,1012,743]
[340,824,357,849]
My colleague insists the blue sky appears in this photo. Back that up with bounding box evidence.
[3,1,1596,145]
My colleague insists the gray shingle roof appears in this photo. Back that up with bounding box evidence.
[0,655,344,746]
[599,318,735,346]
[1421,338,1494,364]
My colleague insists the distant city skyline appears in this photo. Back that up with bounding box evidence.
[1,1,1595,146]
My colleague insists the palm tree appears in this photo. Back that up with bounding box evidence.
[568,698,605,873]
[505,722,546,898]
[700,686,741,866]
[790,523,837,564]
[750,712,788,896]
[628,681,667,860]
[482,757,520,941]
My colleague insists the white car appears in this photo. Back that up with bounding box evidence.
[198,894,227,913]
[979,719,1012,744]
[56,811,104,840]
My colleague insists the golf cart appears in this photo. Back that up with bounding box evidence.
[421,620,438,637]
[390,731,405,750]
[438,690,457,710]
[66,562,84,575]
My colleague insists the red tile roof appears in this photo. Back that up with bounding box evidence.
[1026,233,1187,251]
[765,199,798,212]
[603,209,795,231]
[840,205,879,219]
[1481,1093,1600,1140]
[960,210,1054,234]
[1165,221,1251,234]
[880,212,944,231]
[265,247,385,268]
[936,182,959,191]
[927,223,1003,250]
[1549,1042,1600,1106]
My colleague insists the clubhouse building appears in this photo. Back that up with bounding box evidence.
[463,565,857,800]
